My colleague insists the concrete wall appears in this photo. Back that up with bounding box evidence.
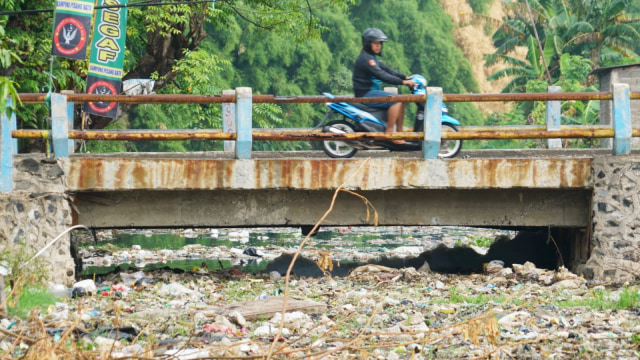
[0,156,75,285]
[577,156,640,281]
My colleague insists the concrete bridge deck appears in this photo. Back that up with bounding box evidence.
[57,149,598,229]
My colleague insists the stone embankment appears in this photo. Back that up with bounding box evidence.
[0,156,75,284]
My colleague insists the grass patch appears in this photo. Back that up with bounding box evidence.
[8,287,57,318]
[429,287,509,307]
[0,243,55,319]
[462,235,494,248]
[557,287,640,310]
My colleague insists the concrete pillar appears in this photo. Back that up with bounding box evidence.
[235,87,252,159]
[64,90,75,154]
[1,97,17,193]
[578,156,640,281]
[1,154,76,285]
[51,93,74,157]
[612,83,631,155]
[222,89,236,152]
[422,87,442,159]
[546,86,562,149]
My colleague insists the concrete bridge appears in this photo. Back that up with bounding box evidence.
[66,151,591,229]
[5,148,640,284]
[2,85,640,284]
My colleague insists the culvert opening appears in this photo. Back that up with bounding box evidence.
[266,227,585,277]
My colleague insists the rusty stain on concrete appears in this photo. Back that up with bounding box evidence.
[66,157,592,192]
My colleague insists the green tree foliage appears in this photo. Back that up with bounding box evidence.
[488,0,640,91]
[468,0,493,14]
[486,35,548,97]
[550,0,640,68]
[4,0,488,153]
[344,0,483,126]
[0,24,20,117]
[130,0,487,151]
[474,53,598,150]
[479,0,640,150]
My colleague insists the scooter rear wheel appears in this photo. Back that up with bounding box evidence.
[322,120,358,158]
[439,123,462,158]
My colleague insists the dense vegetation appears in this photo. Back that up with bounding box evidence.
[1,0,640,152]
[479,0,640,149]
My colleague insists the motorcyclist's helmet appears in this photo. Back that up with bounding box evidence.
[362,28,388,54]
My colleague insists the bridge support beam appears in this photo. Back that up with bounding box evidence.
[422,87,442,159]
[546,86,562,149]
[74,188,590,229]
[235,87,252,159]
[1,97,17,193]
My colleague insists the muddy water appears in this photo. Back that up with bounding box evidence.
[77,226,513,277]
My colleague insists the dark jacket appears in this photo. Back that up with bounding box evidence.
[352,49,406,97]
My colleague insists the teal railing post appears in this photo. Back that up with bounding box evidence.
[222,89,236,152]
[612,82,631,155]
[51,93,73,157]
[1,97,17,193]
[422,87,442,159]
[546,86,562,149]
[235,87,252,159]
[64,90,75,154]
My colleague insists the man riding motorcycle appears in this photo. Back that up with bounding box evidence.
[352,28,417,144]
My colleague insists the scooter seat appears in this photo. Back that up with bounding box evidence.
[351,103,388,124]
[352,103,379,112]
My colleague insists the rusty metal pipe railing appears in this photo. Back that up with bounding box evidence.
[449,128,614,140]
[17,93,237,105]
[12,127,639,142]
[17,91,639,105]
[13,129,234,141]
[461,124,611,132]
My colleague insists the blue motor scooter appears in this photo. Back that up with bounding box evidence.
[317,75,462,158]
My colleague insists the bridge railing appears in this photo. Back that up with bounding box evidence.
[0,83,637,191]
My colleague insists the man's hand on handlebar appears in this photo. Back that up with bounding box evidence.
[402,79,418,89]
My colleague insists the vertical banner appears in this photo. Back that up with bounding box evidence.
[51,0,94,60]
[84,0,128,118]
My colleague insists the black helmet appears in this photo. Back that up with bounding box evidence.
[362,28,388,53]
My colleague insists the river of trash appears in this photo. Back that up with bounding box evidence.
[76,226,506,276]
[2,226,640,359]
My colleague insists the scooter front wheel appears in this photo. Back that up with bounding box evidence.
[322,120,358,158]
[439,123,462,158]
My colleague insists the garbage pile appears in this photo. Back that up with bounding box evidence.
[1,250,639,359]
